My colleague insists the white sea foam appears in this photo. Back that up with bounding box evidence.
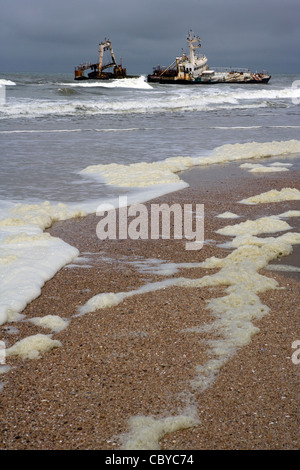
[275,210,300,218]
[80,140,300,188]
[130,258,204,276]
[120,412,199,450]
[0,201,86,325]
[216,212,241,219]
[0,232,79,326]
[240,187,300,204]
[208,140,300,163]
[216,217,291,236]
[80,158,194,187]
[76,277,187,316]
[27,315,69,333]
[240,163,290,173]
[6,334,62,359]
[270,162,293,167]
[228,231,300,250]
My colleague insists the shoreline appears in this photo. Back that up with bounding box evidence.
[0,159,299,450]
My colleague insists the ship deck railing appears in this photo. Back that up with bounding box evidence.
[209,66,251,73]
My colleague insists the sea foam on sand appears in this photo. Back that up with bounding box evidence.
[6,334,62,360]
[2,140,298,328]
[0,201,86,325]
[78,187,300,449]
[240,187,300,204]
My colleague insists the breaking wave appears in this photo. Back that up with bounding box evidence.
[0,79,16,86]
[61,75,152,90]
[56,87,79,96]
[1,81,299,119]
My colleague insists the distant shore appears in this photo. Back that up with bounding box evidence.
[1,157,299,450]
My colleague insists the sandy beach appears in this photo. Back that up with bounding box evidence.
[0,159,299,451]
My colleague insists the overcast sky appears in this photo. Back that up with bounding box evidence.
[1,0,299,75]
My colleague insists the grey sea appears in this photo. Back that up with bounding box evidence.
[1,72,300,204]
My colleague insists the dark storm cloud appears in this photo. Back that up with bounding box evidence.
[1,0,299,74]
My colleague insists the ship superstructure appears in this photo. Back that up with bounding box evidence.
[175,32,208,81]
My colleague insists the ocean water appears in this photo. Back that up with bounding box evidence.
[0,72,300,324]
[1,72,300,200]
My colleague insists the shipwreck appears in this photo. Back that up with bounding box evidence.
[74,39,131,80]
[147,31,271,85]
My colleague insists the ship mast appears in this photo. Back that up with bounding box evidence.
[187,30,202,65]
[98,38,117,78]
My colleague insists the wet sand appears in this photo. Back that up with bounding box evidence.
[0,160,299,450]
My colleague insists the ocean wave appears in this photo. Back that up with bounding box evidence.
[57,87,79,96]
[0,79,16,86]
[1,84,298,119]
[61,75,152,90]
[3,124,297,136]
[0,128,141,134]
[212,125,300,130]
[0,96,267,119]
